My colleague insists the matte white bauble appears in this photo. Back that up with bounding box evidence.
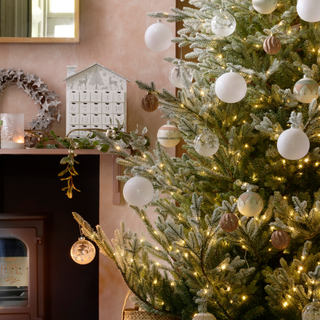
[252,0,277,14]
[144,20,173,52]
[211,9,236,37]
[297,0,320,23]
[169,65,193,89]
[237,191,264,217]
[194,129,220,156]
[293,76,319,104]
[123,176,154,206]
[277,128,310,160]
[215,71,247,103]
[157,122,181,147]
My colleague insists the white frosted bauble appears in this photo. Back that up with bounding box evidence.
[123,176,154,206]
[215,72,247,103]
[169,65,193,89]
[293,76,319,104]
[70,237,96,265]
[193,313,217,320]
[157,122,181,147]
[302,300,320,320]
[277,128,310,160]
[211,10,236,37]
[194,129,219,156]
[252,0,277,14]
[144,20,173,52]
[297,0,320,23]
[237,191,264,217]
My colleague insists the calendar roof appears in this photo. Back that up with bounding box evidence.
[62,63,130,82]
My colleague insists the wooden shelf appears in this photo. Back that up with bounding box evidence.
[0,148,121,205]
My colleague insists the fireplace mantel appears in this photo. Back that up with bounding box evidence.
[0,149,121,205]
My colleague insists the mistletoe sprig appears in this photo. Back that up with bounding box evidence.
[30,125,150,199]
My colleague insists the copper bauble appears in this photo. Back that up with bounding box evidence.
[271,230,290,250]
[141,93,159,112]
[263,35,281,55]
[219,213,239,232]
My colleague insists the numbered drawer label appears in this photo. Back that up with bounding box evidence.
[102,91,113,102]
[69,102,79,113]
[69,90,79,102]
[102,114,113,125]
[91,91,102,102]
[113,103,124,113]
[80,90,91,102]
[114,114,125,125]
[113,91,125,102]
[91,114,102,125]
[80,103,90,113]
[68,125,79,136]
[102,103,112,113]
[91,103,102,113]
[69,114,79,124]
[79,125,90,137]
[80,114,90,125]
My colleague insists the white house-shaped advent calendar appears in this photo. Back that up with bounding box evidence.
[63,63,130,138]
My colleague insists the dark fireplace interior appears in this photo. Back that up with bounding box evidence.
[0,154,99,320]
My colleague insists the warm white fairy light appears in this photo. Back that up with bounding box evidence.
[242,296,246,300]
[283,301,288,307]
[154,279,158,284]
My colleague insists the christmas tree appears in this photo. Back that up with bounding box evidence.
[74,0,320,319]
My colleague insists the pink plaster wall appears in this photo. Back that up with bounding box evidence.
[0,1,175,319]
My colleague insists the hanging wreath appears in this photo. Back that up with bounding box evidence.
[0,68,61,131]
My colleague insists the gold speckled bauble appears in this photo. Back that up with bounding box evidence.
[237,191,263,217]
[293,76,319,104]
[70,237,96,265]
[271,230,290,250]
[192,313,217,320]
[219,213,239,232]
[141,93,159,112]
[157,121,181,148]
[263,35,281,55]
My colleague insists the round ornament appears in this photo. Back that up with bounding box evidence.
[144,20,173,52]
[123,176,154,207]
[237,191,263,217]
[277,128,310,160]
[193,313,217,320]
[252,0,277,14]
[297,0,320,23]
[194,129,220,156]
[211,9,236,37]
[169,65,193,89]
[70,237,96,265]
[219,213,239,232]
[271,230,290,249]
[141,93,159,112]
[263,35,281,55]
[293,76,319,104]
[302,300,320,320]
[157,122,181,147]
[215,71,247,103]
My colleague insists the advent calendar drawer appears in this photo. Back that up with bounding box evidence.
[91,103,102,113]
[102,114,113,125]
[92,125,102,129]
[91,90,102,102]
[114,114,125,125]
[80,114,90,125]
[69,114,79,125]
[79,125,90,137]
[80,90,91,102]
[102,91,113,102]
[91,114,102,125]
[68,125,79,137]
[69,102,79,113]
[102,102,112,113]
[80,102,90,113]
[113,103,124,113]
[69,90,79,102]
[114,91,125,102]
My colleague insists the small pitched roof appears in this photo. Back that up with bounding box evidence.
[62,63,130,82]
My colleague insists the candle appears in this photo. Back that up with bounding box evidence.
[1,140,24,149]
